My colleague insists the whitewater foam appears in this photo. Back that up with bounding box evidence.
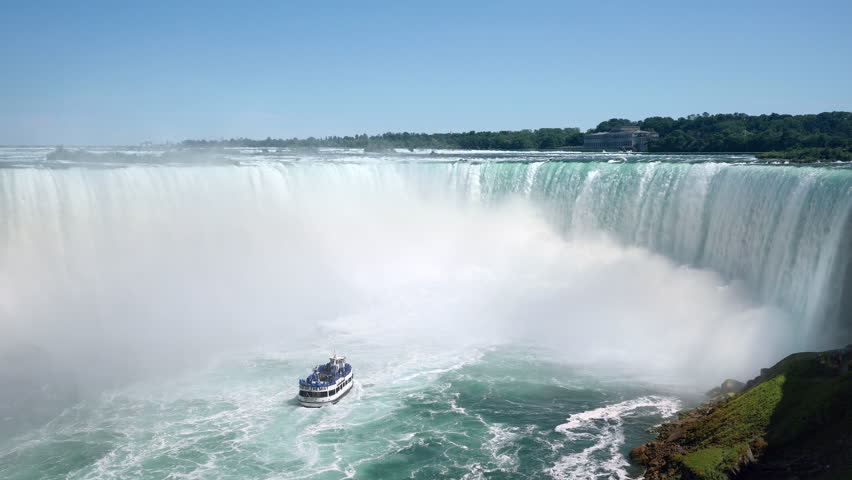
[0,150,849,478]
[547,396,680,480]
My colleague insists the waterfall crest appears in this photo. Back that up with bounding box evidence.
[1,160,849,348]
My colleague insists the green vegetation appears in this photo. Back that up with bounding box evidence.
[678,448,733,480]
[755,146,852,162]
[633,346,852,479]
[685,374,784,448]
[182,128,584,151]
[673,374,785,478]
[181,112,852,157]
[635,111,852,153]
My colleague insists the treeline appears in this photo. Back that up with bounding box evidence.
[592,111,852,152]
[182,128,584,151]
[182,112,852,153]
[755,146,852,162]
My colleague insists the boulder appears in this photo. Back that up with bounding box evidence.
[705,378,744,400]
[720,378,745,394]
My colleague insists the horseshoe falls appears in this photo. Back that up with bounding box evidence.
[491,159,852,345]
[1,149,850,480]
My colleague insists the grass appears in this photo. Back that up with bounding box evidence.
[640,348,852,479]
[678,447,747,480]
[683,374,784,449]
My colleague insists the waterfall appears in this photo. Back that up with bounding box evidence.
[475,161,852,345]
[1,159,850,349]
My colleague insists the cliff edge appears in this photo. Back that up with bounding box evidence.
[631,345,852,479]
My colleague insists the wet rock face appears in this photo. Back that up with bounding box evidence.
[629,442,684,480]
[818,344,852,374]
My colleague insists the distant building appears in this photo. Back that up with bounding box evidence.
[583,126,659,151]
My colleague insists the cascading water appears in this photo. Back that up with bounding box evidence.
[7,157,845,346]
[0,149,849,479]
[473,160,852,345]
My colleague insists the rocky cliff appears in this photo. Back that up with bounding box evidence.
[631,345,852,479]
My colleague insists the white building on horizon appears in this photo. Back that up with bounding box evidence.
[583,126,659,151]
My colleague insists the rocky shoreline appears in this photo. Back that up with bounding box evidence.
[631,345,852,480]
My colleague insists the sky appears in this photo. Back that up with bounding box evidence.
[1,0,851,145]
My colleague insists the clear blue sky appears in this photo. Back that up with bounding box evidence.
[2,0,851,145]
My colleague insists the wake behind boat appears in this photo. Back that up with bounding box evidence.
[297,354,354,407]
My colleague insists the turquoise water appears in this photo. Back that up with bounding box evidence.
[0,345,684,479]
[0,148,849,478]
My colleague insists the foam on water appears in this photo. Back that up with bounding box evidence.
[549,396,681,480]
[0,149,849,478]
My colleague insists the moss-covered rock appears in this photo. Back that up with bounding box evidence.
[632,345,852,479]
[705,379,746,405]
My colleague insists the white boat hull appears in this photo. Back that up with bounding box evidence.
[298,372,354,408]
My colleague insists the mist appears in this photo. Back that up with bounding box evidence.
[0,163,797,397]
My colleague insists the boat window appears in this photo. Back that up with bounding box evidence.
[319,391,328,397]
[299,390,310,397]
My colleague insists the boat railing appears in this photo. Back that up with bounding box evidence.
[298,380,336,389]
[298,363,352,389]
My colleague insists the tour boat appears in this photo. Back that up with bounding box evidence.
[297,354,354,407]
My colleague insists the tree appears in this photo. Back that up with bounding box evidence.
[590,118,634,133]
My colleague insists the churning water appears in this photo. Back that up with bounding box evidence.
[1,148,850,479]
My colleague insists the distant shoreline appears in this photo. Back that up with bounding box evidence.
[179,111,852,156]
[3,111,851,158]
